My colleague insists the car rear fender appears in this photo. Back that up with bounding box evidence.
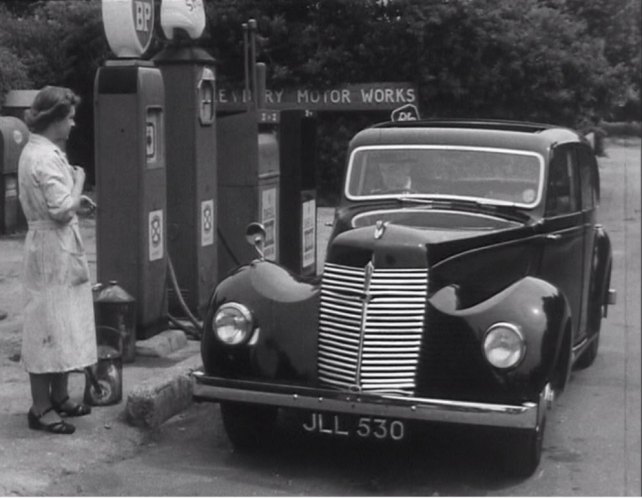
[593,227,613,316]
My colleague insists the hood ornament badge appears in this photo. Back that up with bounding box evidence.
[374,220,387,240]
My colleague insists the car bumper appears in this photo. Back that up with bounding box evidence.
[192,370,543,430]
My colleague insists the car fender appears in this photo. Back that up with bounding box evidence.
[428,276,570,390]
[201,261,320,382]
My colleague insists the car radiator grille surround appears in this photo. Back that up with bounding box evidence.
[318,262,428,396]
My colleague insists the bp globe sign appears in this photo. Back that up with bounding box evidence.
[102,0,155,58]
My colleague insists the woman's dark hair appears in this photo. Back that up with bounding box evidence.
[24,86,80,133]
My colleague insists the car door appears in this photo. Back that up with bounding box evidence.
[538,144,586,343]
[576,144,600,338]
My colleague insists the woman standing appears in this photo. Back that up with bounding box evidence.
[19,86,97,434]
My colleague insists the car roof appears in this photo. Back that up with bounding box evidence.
[349,119,587,155]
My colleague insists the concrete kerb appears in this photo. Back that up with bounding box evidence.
[125,346,203,429]
[124,329,203,429]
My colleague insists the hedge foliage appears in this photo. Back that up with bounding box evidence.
[0,0,639,198]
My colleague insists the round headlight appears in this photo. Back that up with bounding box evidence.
[482,322,525,369]
[213,303,254,345]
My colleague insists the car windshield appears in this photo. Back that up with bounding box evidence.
[346,146,544,207]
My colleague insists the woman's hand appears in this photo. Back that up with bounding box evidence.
[78,195,97,216]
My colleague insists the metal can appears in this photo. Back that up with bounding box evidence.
[94,281,137,363]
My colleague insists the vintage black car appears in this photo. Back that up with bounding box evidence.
[193,119,616,476]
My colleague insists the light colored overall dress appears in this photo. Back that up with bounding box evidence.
[18,134,97,374]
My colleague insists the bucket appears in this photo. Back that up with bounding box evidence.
[83,326,123,406]
[93,281,137,363]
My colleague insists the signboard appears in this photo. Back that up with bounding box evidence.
[260,186,278,261]
[301,197,316,270]
[102,0,155,58]
[201,199,214,247]
[258,131,279,176]
[391,103,420,122]
[216,82,417,112]
[148,209,164,261]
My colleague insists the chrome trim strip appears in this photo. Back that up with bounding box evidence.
[192,372,539,430]
[319,263,428,395]
[352,208,518,228]
[344,144,545,207]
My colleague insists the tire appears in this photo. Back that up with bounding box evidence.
[220,401,278,450]
[502,416,546,478]
[575,332,599,369]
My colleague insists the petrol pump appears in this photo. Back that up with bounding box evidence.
[216,109,281,279]
[153,0,217,319]
[217,108,318,278]
[2,90,38,232]
[2,90,38,122]
[217,20,318,279]
[0,116,28,234]
[278,110,317,276]
[94,0,167,338]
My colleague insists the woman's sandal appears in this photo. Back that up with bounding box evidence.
[28,407,75,434]
[51,396,92,417]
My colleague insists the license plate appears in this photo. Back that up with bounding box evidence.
[301,412,405,441]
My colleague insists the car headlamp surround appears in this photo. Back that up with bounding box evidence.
[482,322,526,369]
[212,302,254,346]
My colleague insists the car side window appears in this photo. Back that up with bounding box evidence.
[546,147,580,216]
[578,146,599,209]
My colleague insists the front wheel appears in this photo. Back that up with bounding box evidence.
[220,401,278,450]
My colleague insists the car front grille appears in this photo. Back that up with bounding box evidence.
[317,262,428,396]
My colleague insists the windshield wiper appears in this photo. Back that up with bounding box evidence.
[393,195,533,223]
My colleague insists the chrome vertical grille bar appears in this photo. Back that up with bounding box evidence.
[318,262,428,395]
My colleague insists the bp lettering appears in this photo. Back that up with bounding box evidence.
[135,1,152,32]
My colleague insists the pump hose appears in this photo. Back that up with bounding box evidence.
[217,227,240,266]
[167,313,201,340]
[166,254,203,339]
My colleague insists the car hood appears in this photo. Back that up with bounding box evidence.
[327,210,542,307]
[329,209,529,268]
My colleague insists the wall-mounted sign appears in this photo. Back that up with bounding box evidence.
[102,0,155,58]
[216,82,417,112]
